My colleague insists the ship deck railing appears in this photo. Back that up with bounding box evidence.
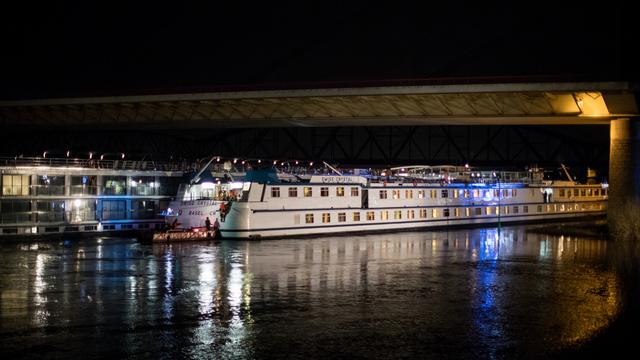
[0,156,198,172]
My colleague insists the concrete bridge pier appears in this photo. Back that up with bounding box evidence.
[608,117,640,227]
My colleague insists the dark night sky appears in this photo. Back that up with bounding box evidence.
[0,2,634,99]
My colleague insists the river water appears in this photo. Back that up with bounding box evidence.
[0,223,621,359]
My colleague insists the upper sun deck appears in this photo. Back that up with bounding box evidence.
[0,156,191,176]
[271,165,548,187]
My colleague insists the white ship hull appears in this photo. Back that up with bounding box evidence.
[219,204,605,239]
[168,171,608,239]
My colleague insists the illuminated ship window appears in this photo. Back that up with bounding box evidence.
[336,187,345,197]
[351,187,359,196]
[405,190,413,199]
[366,211,375,221]
[305,214,314,223]
[304,187,313,197]
[394,210,402,220]
[381,211,389,220]
[407,210,415,219]
[420,209,427,218]
[392,190,400,199]
[353,212,361,221]
[322,213,331,223]
[338,212,346,222]
[379,190,388,199]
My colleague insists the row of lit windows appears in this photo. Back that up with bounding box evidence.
[300,203,604,224]
[558,188,606,198]
[378,188,517,200]
[272,186,359,198]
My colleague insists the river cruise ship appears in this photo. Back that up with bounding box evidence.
[165,165,607,239]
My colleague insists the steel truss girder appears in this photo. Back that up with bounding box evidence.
[1,125,609,174]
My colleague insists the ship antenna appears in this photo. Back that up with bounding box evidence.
[323,161,343,176]
[559,163,574,183]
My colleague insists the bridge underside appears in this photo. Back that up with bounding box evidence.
[1,82,635,128]
[0,81,635,178]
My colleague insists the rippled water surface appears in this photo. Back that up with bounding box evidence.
[0,224,620,359]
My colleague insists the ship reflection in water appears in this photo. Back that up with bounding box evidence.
[0,224,620,358]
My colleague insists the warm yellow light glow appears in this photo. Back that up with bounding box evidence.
[575,92,609,116]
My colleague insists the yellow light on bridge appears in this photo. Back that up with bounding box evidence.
[575,92,609,117]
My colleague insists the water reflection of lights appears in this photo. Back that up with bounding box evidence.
[226,257,251,351]
[163,249,172,292]
[94,244,103,272]
[198,253,216,316]
[33,253,50,326]
[479,229,500,261]
[539,235,550,259]
[228,263,243,318]
[0,228,621,357]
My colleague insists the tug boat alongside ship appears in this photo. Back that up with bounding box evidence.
[158,163,607,240]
